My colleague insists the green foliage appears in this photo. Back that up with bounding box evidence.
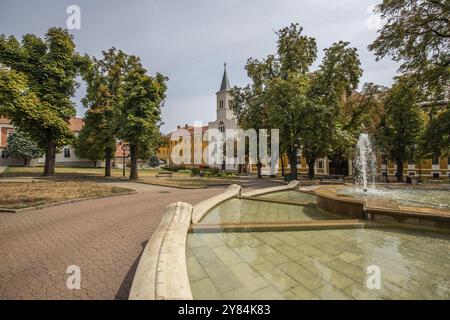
[369,0,449,102]
[76,48,128,170]
[148,155,160,168]
[0,28,83,176]
[375,76,425,180]
[231,23,363,179]
[421,109,450,157]
[7,131,44,163]
[116,55,168,179]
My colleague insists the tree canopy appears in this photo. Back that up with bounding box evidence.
[0,28,84,176]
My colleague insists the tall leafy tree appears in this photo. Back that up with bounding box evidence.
[306,41,362,178]
[117,56,167,180]
[0,28,83,176]
[369,0,449,102]
[78,48,127,176]
[375,77,425,182]
[7,130,45,166]
[369,0,449,155]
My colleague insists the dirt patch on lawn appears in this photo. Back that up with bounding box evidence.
[0,181,133,209]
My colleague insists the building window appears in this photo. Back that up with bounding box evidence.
[408,160,415,165]
[219,100,224,109]
[408,171,415,176]
[228,100,232,109]
[64,148,71,158]
[218,122,225,133]
[432,172,440,179]
[318,161,324,169]
[432,157,439,165]
[1,150,8,159]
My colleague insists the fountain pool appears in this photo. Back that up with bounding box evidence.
[338,187,450,209]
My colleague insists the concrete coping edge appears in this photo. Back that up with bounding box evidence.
[242,180,300,197]
[191,184,242,223]
[129,201,193,300]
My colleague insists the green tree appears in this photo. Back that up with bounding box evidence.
[375,77,425,182]
[7,131,44,166]
[305,41,362,178]
[117,56,167,180]
[148,155,160,168]
[0,28,83,176]
[78,48,127,176]
[369,0,449,102]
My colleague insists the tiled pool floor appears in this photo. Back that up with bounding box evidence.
[186,228,450,299]
[199,198,338,224]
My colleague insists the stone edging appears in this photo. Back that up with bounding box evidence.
[129,201,193,300]
[0,191,137,213]
[242,180,300,197]
[191,184,242,223]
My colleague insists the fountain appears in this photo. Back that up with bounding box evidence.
[354,133,377,192]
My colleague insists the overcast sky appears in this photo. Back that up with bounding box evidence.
[0,0,400,133]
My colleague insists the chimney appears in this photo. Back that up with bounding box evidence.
[177,125,181,129]
[184,124,189,129]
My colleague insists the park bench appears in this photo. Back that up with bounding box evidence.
[156,171,173,179]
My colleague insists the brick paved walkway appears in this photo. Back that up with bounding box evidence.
[0,183,226,300]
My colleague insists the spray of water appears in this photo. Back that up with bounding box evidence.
[355,133,377,192]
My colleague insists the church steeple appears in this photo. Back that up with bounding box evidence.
[219,62,230,92]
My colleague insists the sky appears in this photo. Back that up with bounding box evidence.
[0,0,400,133]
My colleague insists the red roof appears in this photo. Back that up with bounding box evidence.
[0,117,84,132]
[69,117,84,132]
[0,117,11,125]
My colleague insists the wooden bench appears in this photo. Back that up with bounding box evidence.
[155,171,173,179]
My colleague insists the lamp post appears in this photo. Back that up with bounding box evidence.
[121,142,129,178]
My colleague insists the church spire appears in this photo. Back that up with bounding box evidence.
[219,62,230,92]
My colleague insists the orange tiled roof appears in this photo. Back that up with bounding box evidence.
[0,117,11,125]
[170,125,208,138]
[69,117,84,132]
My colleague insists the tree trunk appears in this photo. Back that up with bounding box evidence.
[396,159,404,182]
[129,144,138,180]
[105,147,112,177]
[257,161,262,179]
[288,148,298,180]
[307,157,315,180]
[43,138,56,177]
[280,155,285,177]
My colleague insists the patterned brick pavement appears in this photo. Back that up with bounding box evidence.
[0,184,226,300]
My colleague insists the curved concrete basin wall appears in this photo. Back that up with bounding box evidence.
[242,180,300,197]
[314,187,366,219]
[129,202,193,300]
[314,186,450,231]
[191,184,242,223]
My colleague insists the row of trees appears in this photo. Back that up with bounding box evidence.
[232,0,448,182]
[0,28,167,179]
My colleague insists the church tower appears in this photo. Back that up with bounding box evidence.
[216,63,234,122]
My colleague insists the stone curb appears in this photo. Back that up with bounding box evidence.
[191,184,242,223]
[0,191,137,213]
[129,201,193,300]
[242,180,300,197]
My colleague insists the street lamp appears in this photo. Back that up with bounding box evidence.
[121,142,129,178]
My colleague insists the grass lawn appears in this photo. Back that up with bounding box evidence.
[0,181,134,209]
[137,176,245,188]
[0,166,247,188]
[0,166,189,179]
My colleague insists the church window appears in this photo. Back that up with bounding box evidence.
[218,122,225,133]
